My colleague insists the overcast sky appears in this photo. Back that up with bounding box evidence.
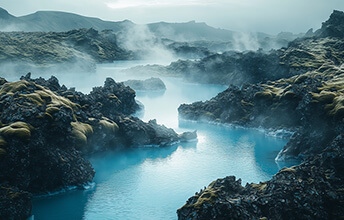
[1,0,344,34]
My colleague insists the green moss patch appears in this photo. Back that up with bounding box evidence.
[250,182,267,191]
[185,188,218,210]
[312,91,337,103]
[0,81,31,96]
[0,136,7,147]
[0,122,34,142]
[254,91,273,100]
[71,122,94,147]
[280,166,297,173]
[99,117,119,135]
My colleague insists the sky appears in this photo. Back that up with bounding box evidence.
[1,0,344,34]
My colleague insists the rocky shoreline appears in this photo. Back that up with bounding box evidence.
[177,134,344,219]
[0,73,195,219]
[177,10,344,219]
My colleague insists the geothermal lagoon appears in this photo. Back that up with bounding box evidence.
[26,61,295,220]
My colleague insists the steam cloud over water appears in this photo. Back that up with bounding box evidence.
[118,24,176,61]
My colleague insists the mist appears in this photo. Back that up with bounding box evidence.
[117,24,176,62]
[2,0,344,34]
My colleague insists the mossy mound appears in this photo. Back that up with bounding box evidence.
[0,122,34,143]
[254,91,273,100]
[0,80,79,111]
[71,122,94,147]
[0,80,32,96]
[99,117,119,135]
[312,91,337,103]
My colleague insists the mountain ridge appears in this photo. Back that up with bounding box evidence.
[0,7,302,44]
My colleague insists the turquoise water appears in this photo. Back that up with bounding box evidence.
[29,62,294,220]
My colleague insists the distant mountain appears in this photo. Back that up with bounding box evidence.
[0,7,133,32]
[0,7,303,46]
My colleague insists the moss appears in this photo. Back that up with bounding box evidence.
[320,75,344,92]
[185,188,218,210]
[71,122,93,147]
[0,148,6,155]
[108,94,118,99]
[19,93,45,105]
[282,91,297,99]
[0,122,34,142]
[71,129,87,147]
[1,81,81,114]
[251,182,267,191]
[326,96,344,118]
[8,191,21,199]
[241,100,254,107]
[45,107,61,119]
[99,117,119,134]
[0,80,31,96]
[280,166,297,173]
[46,107,60,114]
[254,91,273,100]
[204,111,215,119]
[66,95,75,99]
[0,136,7,147]
[71,122,93,136]
[312,91,337,103]
[35,86,80,111]
[294,74,308,84]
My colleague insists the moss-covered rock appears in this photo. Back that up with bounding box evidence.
[0,122,34,143]
[71,122,94,147]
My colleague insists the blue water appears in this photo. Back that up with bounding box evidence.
[30,62,295,220]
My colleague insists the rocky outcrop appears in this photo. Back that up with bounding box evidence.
[0,28,133,72]
[178,134,344,220]
[122,77,166,91]
[0,73,195,218]
[315,10,344,38]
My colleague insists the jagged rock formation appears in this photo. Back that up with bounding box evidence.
[177,10,344,220]
[0,28,133,72]
[0,73,195,218]
[315,10,344,38]
[122,77,166,91]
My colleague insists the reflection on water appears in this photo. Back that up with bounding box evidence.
[32,62,297,220]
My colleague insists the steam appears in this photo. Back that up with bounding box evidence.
[117,24,176,62]
[0,56,96,83]
[232,32,260,51]
[0,24,23,32]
